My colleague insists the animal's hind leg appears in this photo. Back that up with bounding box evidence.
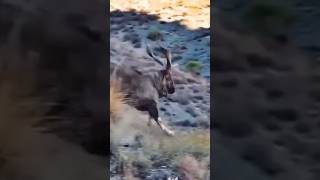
[148,105,175,136]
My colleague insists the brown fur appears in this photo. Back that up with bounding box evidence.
[109,44,176,136]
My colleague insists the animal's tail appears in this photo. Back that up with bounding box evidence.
[110,80,125,122]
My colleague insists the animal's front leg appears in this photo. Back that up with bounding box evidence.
[146,103,174,136]
[157,117,175,136]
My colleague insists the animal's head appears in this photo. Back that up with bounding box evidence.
[146,44,175,97]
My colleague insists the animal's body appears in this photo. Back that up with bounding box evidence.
[110,45,175,136]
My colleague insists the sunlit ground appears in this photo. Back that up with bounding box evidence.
[110,0,210,29]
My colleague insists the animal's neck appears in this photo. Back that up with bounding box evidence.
[144,71,162,93]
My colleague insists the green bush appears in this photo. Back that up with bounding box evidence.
[185,60,203,74]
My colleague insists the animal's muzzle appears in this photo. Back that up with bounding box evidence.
[168,87,175,94]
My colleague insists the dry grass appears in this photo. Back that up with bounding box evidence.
[112,127,210,177]
[122,164,140,180]
[110,80,126,122]
[159,130,209,157]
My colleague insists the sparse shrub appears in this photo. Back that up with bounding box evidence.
[184,60,203,74]
[147,28,163,41]
[177,154,209,180]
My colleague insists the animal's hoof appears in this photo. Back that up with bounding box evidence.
[165,130,175,136]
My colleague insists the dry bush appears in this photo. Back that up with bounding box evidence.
[177,154,209,180]
[153,130,210,158]
[122,164,140,180]
[132,130,210,169]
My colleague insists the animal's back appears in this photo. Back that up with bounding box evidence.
[110,62,159,107]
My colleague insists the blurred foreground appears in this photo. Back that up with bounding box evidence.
[214,1,320,180]
[0,0,107,179]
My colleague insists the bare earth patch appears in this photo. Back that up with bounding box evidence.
[111,0,210,29]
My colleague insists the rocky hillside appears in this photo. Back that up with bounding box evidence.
[110,0,210,179]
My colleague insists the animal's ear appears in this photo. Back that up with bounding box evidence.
[146,42,165,66]
[163,48,172,71]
